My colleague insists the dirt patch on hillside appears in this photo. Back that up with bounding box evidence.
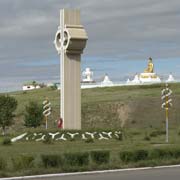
[82,102,131,129]
[110,103,131,127]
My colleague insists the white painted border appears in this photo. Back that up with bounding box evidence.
[1,164,180,180]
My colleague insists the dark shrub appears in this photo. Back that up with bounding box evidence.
[120,150,148,162]
[2,137,12,145]
[85,138,94,143]
[69,138,76,142]
[171,148,180,158]
[21,155,34,168]
[12,155,34,170]
[41,154,62,168]
[144,135,151,141]
[149,149,175,160]
[90,150,110,164]
[150,149,165,159]
[149,130,165,137]
[119,151,134,162]
[64,152,89,166]
[133,150,148,162]
[43,135,53,144]
[115,133,123,141]
[0,157,7,170]
[50,85,57,90]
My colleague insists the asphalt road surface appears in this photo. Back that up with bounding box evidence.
[28,167,180,180]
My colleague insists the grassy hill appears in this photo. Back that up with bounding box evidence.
[1,83,180,133]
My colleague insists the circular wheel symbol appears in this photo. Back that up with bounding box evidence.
[54,29,69,53]
[54,29,61,52]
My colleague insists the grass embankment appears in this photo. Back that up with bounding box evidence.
[2,82,180,131]
[0,83,180,177]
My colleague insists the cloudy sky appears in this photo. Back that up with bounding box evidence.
[0,0,180,91]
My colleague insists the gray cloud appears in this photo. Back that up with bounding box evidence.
[0,0,180,91]
[0,0,180,61]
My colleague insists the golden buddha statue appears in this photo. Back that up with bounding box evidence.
[144,57,154,73]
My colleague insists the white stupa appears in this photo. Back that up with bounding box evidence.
[101,74,113,86]
[126,78,130,84]
[131,74,141,84]
[82,67,94,83]
[126,73,141,84]
[166,73,175,82]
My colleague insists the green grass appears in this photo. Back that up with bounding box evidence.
[0,83,180,177]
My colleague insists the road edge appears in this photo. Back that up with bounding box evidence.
[1,164,180,180]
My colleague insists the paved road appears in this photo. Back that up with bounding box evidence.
[30,167,180,180]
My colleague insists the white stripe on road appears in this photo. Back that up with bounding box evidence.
[1,164,180,180]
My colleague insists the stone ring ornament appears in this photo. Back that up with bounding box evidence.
[54,24,88,54]
[54,27,61,53]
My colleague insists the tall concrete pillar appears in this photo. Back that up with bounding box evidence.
[54,9,88,129]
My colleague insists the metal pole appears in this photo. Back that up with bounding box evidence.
[166,108,168,143]
[45,116,48,130]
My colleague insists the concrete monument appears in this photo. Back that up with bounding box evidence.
[54,9,88,129]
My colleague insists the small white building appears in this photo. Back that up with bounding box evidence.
[22,81,41,91]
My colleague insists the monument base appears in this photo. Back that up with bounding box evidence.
[139,73,161,83]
